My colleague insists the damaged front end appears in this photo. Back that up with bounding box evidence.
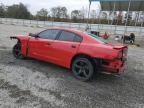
[10,36,19,40]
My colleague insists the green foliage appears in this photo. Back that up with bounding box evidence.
[36,8,48,20]
[124,12,132,25]
[0,4,5,17]
[0,3,143,27]
[50,6,68,19]
[71,10,84,22]
[1,3,31,19]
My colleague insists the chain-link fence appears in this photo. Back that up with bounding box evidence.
[0,18,144,38]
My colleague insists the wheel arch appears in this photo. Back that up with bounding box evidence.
[10,36,29,57]
[70,53,95,69]
[10,36,21,44]
[70,53,103,71]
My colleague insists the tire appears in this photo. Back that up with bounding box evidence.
[72,57,94,81]
[12,43,24,59]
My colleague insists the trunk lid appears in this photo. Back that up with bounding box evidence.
[108,43,128,61]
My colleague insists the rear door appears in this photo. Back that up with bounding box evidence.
[52,30,83,67]
[28,29,60,62]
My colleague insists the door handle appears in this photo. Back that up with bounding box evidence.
[47,43,51,45]
[71,45,76,48]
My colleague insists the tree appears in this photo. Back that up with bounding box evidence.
[7,3,30,19]
[71,10,86,22]
[108,11,114,24]
[80,7,88,20]
[50,6,68,19]
[117,11,123,25]
[51,7,57,18]
[61,7,68,18]
[0,3,6,17]
[124,12,132,25]
[140,11,144,25]
[36,8,48,20]
[108,11,118,25]
[112,12,118,24]
[71,10,81,19]
[90,10,96,19]
[100,11,108,24]
[101,12,107,19]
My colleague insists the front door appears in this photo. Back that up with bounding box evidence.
[28,29,60,62]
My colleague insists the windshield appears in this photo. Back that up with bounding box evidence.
[87,33,108,44]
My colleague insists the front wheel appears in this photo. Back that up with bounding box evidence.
[13,43,24,59]
[72,57,94,81]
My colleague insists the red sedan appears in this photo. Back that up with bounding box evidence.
[11,28,128,81]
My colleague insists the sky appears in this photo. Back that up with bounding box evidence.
[2,0,100,15]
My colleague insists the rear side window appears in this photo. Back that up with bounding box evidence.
[38,29,60,40]
[74,35,82,42]
[58,31,82,42]
[58,31,75,41]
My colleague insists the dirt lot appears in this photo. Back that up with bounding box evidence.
[0,24,144,108]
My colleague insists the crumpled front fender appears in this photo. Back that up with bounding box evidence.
[10,36,30,57]
[10,36,21,42]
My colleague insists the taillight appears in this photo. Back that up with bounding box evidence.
[117,48,128,61]
[123,48,128,55]
[123,48,128,59]
[114,46,128,60]
[117,51,123,59]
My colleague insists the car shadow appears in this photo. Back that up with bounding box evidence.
[12,57,124,84]
[1,50,137,85]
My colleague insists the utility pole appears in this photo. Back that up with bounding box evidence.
[86,0,91,31]
[123,0,132,43]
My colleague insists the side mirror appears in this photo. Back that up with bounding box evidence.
[29,33,39,38]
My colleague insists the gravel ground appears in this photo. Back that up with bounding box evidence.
[0,24,144,108]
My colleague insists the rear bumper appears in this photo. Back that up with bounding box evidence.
[101,59,126,74]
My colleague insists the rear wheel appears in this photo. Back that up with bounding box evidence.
[13,43,24,59]
[72,57,94,81]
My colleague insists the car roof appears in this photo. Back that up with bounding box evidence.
[46,27,86,36]
[44,27,101,43]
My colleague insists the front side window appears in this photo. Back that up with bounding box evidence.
[38,30,60,40]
